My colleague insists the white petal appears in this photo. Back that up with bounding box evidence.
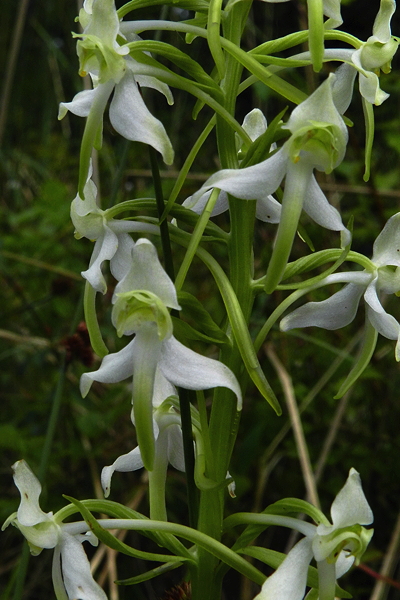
[101,447,143,497]
[58,89,96,120]
[281,283,365,331]
[255,195,282,223]
[82,227,118,294]
[114,239,180,310]
[303,175,351,244]
[365,286,400,341]
[358,71,389,106]
[109,232,135,282]
[372,212,400,267]
[80,338,136,397]
[11,461,59,550]
[254,538,313,600]
[371,0,396,43]
[152,368,177,407]
[60,533,108,600]
[109,71,174,165]
[167,424,186,471]
[12,460,49,527]
[183,189,229,217]
[190,148,288,206]
[71,178,99,219]
[331,63,357,115]
[242,108,268,141]
[330,468,373,529]
[335,551,355,578]
[323,0,342,28]
[134,73,174,105]
[364,277,400,350]
[84,0,120,49]
[159,336,242,409]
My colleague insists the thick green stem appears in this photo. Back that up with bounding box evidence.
[193,6,256,596]
[148,430,170,521]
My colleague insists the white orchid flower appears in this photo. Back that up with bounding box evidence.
[59,0,174,186]
[71,172,158,293]
[185,77,350,292]
[349,0,398,106]
[80,239,242,470]
[2,461,107,600]
[264,1,397,110]
[254,468,373,600]
[183,109,282,224]
[324,0,399,109]
[281,212,400,361]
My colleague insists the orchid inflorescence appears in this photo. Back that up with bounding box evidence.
[4,0,399,599]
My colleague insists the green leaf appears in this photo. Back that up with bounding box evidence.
[128,40,222,100]
[63,496,188,564]
[362,96,374,182]
[118,0,209,18]
[183,14,208,44]
[240,107,288,168]
[334,319,378,399]
[58,498,193,562]
[297,223,316,252]
[115,562,182,585]
[281,249,342,281]
[193,247,281,415]
[172,317,229,347]
[263,498,328,526]
[226,500,327,554]
[177,291,230,344]
[84,282,109,358]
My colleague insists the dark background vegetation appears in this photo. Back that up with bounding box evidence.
[1,0,400,598]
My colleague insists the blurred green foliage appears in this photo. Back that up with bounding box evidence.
[1,0,400,599]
